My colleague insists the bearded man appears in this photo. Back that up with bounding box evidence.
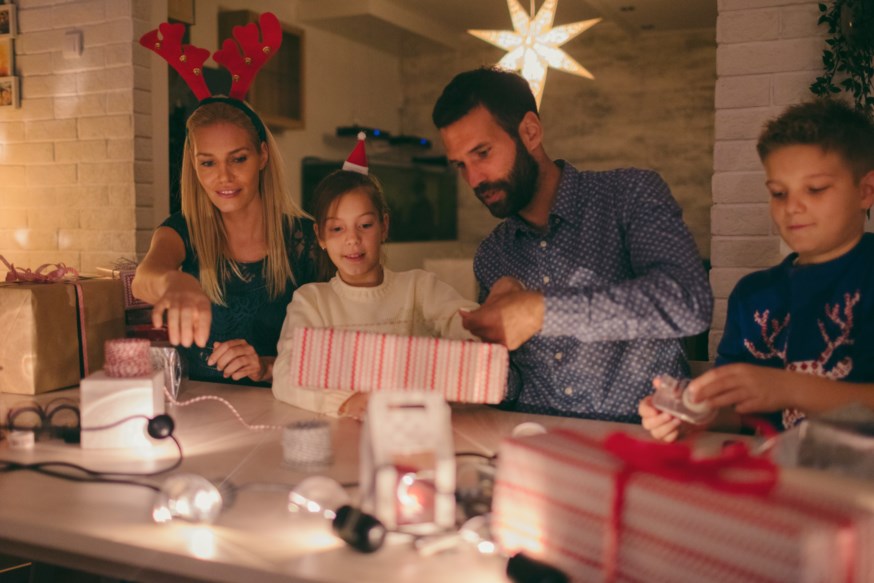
[432,67,713,422]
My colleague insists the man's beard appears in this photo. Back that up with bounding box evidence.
[473,139,540,219]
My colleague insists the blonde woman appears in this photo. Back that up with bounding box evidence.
[133,98,320,386]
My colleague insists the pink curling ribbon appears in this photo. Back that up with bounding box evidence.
[1,255,80,283]
[601,432,778,583]
[1,255,89,375]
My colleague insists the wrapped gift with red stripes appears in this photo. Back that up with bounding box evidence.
[492,428,874,583]
[287,327,508,404]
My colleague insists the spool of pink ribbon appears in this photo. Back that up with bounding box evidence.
[104,338,152,377]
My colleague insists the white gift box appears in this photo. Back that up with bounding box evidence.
[285,327,508,404]
[492,428,874,583]
[80,369,165,449]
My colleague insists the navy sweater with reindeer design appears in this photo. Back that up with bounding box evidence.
[715,233,874,428]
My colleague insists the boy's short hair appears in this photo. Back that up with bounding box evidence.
[757,99,874,181]
[431,67,538,138]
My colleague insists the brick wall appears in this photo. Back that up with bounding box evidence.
[0,0,156,274]
[710,0,825,355]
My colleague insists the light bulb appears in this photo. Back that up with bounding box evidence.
[153,473,224,524]
[288,476,349,520]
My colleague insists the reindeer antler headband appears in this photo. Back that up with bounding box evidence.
[139,12,282,143]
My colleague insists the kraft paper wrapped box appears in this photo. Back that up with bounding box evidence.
[286,327,508,404]
[492,428,874,583]
[0,279,126,394]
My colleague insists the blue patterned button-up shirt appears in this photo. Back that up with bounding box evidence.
[474,162,713,422]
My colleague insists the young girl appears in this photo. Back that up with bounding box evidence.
[272,169,478,418]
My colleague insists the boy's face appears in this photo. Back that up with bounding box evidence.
[764,144,874,265]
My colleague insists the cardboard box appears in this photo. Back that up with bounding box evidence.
[0,278,126,394]
[492,429,874,583]
[286,327,508,404]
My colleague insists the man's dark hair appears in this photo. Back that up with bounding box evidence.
[757,99,874,181]
[431,67,538,137]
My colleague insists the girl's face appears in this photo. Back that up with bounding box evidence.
[316,188,389,287]
[191,122,268,217]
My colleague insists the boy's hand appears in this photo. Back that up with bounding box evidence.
[639,395,685,442]
[687,364,793,414]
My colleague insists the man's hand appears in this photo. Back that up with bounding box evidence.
[460,282,544,350]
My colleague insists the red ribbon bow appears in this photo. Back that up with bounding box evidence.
[601,432,778,583]
[1,255,80,283]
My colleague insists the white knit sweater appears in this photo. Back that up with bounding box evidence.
[272,268,479,415]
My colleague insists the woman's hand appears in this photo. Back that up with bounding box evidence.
[207,340,273,382]
[338,392,370,421]
[151,271,213,348]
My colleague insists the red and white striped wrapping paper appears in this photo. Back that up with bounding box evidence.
[286,327,508,404]
[492,429,874,583]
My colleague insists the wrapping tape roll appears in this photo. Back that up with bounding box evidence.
[282,420,332,467]
[104,338,152,377]
[150,346,183,399]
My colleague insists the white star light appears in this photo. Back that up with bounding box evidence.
[468,0,600,107]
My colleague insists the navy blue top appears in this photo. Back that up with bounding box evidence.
[716,233,874,428]
[474,162,713,422]
[161,212,319,386]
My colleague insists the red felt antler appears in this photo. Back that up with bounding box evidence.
[212,12,282,100]
[139,22,212,100]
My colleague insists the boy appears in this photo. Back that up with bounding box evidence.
[641,99,874,441]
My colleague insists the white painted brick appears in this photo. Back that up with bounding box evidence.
[51,1,107,28]
[133,88,150,114]
[0,122,26,143]
[18,7,55,33]
[0,143,54,164]
[719,0,813,11]
[110,184,136,206]
[135,207,152,229]
[0,209,27,229]
[714,107,781,140]
[133,44,151,68]
[133,64,151,91]
[82,251,136,273]
[79,208,135,230]
[717,38,823,76]
[135,229,152,255]
[712,171,769,203]
[55,140,107,163]
[773,71,819,105]
[715,75,770,109]
[26,119,78,141]
[710,266,758,297]
[106,90,134,114]
[134,136,151,160]
[58,229,134,251]
[135,184,153,207]
[26,164,77,186]
[105,43,133,67]
[78,114,132,139]
[134,113,152,138]
[16,31,64,55]
[0,228,59,250]
[0,166,27,186]
[2,187,54,208]
[79,161,133,185]
[711,203,771,235]
[52,47,107,74]
[77,67,133,94]
[70,186,111,208]
[712,298,728,333]
[133,160,152,183]
[780,3,824,38]
[131,19,153,40]
[107,139,134,161]
[22,74,78,98]
[713,140,761,172]
[0,98,54,122]
[55,94,107,118]
[717,9,780,44]
[0,251,81,271]
[107,0,134,20]
[28,208,80,230]
[711,236,782,267]
[16,53,54,75]
[82,21,133,48]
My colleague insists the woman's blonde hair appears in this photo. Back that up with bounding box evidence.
[181,100,305,305]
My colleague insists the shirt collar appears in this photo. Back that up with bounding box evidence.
[506,160,579,236]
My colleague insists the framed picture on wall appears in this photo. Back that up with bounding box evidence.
[0,5,16,38]
[0,38,12,76]
[0,76,19,108]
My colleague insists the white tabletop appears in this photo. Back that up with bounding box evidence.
[0,381,650,583]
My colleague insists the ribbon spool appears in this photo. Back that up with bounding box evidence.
[282,420,333,467]
[104,338,152,378]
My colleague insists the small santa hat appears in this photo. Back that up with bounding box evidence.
[342,131,368,175]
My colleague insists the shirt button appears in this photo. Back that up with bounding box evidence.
[540,240,548,249]
[554,352,563,361]
[543,276,550,284]
[564,387,574,396]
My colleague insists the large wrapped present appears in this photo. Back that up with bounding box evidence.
[0,278,125,394]
[286,327,508,404]
[492,428,874,583]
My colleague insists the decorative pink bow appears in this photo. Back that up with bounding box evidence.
[1,255,80,283]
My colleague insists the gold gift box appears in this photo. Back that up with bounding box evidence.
[0,278,125,394]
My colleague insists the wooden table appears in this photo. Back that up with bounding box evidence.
[0,381,658,583]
